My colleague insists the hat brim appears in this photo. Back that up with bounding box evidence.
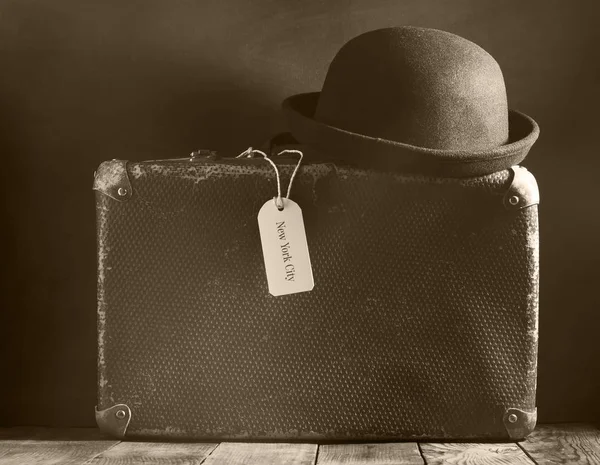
[282,92,540,177]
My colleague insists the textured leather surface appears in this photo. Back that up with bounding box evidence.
[95,158,539,440]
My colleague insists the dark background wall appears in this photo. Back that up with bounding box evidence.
[1,0,598,427]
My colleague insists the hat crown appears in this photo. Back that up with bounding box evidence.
[314,27,509,151]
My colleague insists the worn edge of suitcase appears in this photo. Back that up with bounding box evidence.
[92,158,540,441]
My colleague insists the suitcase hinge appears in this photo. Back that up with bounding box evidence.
[503,407,537,439]
[503,166,540,210]
[95,403,132,439]
[93,160,133,202]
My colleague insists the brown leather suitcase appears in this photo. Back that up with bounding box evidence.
[93,149,539,441]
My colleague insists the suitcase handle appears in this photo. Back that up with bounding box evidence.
[260,132,301,155]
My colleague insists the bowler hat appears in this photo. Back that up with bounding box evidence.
[282,27,539,177]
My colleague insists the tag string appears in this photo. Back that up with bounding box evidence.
[237,147,304,210]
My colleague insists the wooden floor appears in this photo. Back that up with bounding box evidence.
[0,424,599,464]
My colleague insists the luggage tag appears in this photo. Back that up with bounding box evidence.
[238,148,314,296]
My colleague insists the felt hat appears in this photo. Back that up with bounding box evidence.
[282,27,539,177]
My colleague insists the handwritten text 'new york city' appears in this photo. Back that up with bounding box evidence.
[276,221,295,282]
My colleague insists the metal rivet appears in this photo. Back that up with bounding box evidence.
[117,187,128,197]
[509,195,520,206]
[508,413,518,423]
[115,409,127,419]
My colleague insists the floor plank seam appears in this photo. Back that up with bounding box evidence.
[313,443,321,465]
[199,442,221,464]
[417,442,428,465]
[516,440,538,465]
[72,438,122,465]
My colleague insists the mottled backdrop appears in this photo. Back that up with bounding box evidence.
[1,0,598,426]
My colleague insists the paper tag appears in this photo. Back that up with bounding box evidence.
[257,198,314,296]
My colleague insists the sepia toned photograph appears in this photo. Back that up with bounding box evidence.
[1,0,598,463]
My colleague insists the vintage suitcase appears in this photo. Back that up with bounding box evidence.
[93,148,540,441]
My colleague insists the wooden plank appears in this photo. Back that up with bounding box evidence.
[519,423,600,464]
[419,442,534,464]
[88,442,218,464]
[203,443,317,465]
[0,428,119,465]
[317,443,424,464]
